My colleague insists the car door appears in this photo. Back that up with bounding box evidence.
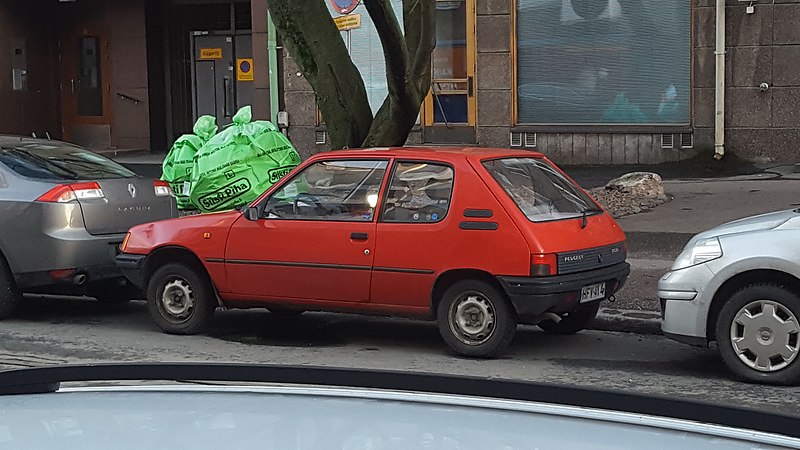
[225,159,389,303]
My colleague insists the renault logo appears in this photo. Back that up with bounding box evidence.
[128,183,137,198]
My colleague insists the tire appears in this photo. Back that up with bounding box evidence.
[147,263,216,335]
[715,283,800,385]
[0,256,21,319]
[538,302,600,335]
[436,279,517,358]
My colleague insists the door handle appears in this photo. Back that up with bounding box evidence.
[350,232,368,241]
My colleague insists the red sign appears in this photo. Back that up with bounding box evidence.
[331,0,359,14]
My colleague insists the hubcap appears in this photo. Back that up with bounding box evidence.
[730,300,800,372]
[160,278,195,323]
[449,293,496,346]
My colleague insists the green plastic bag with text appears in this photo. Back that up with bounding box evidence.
[161,115,217,210]
[189,106,302,213]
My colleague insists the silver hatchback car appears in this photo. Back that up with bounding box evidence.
[0,137,177,317]
[660,209,800,385]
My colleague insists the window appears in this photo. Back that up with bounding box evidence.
[381,162,454,223]
[77,37,104,117]
[0,143,136,180]
[264,160,388,221]
[516,0,690,125]
[483,158,599,222]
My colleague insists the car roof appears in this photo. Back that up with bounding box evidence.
[0,135,74,149]
[311,146,545,162]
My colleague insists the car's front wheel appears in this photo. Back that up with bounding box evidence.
[716,283,800,385]
[0,256,21,319]
[538,302,600,335]
[147,263,216,335]
[436,280,517,358]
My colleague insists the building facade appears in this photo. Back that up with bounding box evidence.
[0,0,798,165]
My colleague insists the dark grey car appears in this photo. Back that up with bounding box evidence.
[0,137,176,317]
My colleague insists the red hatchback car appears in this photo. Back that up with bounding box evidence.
[117,147,629,357]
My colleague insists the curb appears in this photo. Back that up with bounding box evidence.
[591,308,662,335]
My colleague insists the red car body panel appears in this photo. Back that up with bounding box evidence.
[120,147,627,318]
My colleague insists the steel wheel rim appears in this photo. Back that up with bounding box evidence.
[159,277,196,324]
[448,292,496,346]
[730,299,800,372]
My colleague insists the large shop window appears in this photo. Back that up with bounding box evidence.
[516,0,690,125]
[326,1,404,115]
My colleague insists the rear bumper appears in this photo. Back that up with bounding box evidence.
[497,262,630,319]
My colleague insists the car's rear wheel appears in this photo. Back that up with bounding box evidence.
[715,283,800,385]
[436,280,517,358]
[0,256,21,319]
[538,302,600,335]
[147,263,216,335]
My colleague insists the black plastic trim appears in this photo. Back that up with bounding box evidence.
[224,259,371,271]
[499,262,630,296]
[463,209,493,218]
[0,363,796,439]
[459,221,499,231]
[373,267,434,275]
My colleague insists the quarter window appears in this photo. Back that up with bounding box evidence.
[264,160,388,222]
[381,162,454,223]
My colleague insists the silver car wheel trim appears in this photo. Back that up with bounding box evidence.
[161,278,195,322]
[449,293,496,346]
[730,300,800,372]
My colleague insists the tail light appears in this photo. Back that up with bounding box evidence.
[531,253,558,276]
[153,180,172,197]
[36,182,105,203]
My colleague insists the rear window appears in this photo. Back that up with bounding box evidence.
[482,157,599,222]
[0,143,136,180]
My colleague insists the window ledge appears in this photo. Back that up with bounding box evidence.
[511,125,694,134]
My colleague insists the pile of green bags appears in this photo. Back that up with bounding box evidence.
[162,106,302,212]
[161,115,217,209]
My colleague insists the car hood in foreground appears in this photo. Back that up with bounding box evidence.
[695,209,799,241]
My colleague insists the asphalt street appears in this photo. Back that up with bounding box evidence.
[1,296,798,416]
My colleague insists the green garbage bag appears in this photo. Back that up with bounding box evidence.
[161,115,218,210]
[189,106,302,213]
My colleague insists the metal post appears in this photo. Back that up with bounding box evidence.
[713,0,726,160]
[267,10,280,125]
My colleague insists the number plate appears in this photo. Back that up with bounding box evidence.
[580,283,606,303]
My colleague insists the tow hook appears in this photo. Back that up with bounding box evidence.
[608,294,616,303]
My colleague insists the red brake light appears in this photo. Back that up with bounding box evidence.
[153,180,172,197]
[531,253,558,276]
[37,182,104,203]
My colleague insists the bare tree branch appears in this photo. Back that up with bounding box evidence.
[266,0,373,149]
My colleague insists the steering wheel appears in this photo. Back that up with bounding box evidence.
[293,194,325,217]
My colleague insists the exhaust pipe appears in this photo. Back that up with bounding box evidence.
[73,274,87,286]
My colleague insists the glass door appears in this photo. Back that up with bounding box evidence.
[424,0,476,133]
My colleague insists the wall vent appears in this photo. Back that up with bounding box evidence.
[661,133,674,149]
[680,133,693,149]
[510,132,523,147]
[524,132,537,148]
[315,130,327,145]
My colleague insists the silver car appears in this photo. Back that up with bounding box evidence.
[0,137,177,317]
[660,209,800,385]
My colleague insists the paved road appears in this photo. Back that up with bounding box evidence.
[1,295,798,416]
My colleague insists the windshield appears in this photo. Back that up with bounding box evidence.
[0,142,136,180]
[482,157,599,222]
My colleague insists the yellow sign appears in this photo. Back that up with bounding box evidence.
[199,48,223,60]
[334,13,361,31]
[237,58,254,82]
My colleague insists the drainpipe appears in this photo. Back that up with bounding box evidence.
[713,0,726,160]
[267,11,280,125]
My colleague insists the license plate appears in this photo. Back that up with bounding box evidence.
[580,283,606,303]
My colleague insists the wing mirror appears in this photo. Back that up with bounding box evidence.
[243,206,260,221]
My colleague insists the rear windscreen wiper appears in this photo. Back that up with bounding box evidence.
[1,147,80,179]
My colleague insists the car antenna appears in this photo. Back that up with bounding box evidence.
[45,132,51,140]
[581,208,588,229]
[31,132,37,139]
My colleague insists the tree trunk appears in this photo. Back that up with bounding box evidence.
[361,0,436,147]
[266,0,374,149]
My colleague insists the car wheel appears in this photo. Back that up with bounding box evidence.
[436,280,517,358]
[147,263,216,335]
[538,302,600,335]
[715,283,800,385]
[0,256,21,319]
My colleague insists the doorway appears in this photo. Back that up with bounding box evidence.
[191,31,255,125]
[423,0,476,144]
[59,24,114,149]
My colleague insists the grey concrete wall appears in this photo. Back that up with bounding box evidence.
[693,0,800,163]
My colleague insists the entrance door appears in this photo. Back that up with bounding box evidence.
[423,0,476,144]
[192,31,255,125]
[60,26,113,149]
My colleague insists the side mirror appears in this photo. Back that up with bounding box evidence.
[243,206,260,221]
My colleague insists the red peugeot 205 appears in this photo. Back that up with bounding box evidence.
[117,148,629,357]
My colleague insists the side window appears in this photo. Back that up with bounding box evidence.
[264,160,388,222]
[381,162,454,223]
